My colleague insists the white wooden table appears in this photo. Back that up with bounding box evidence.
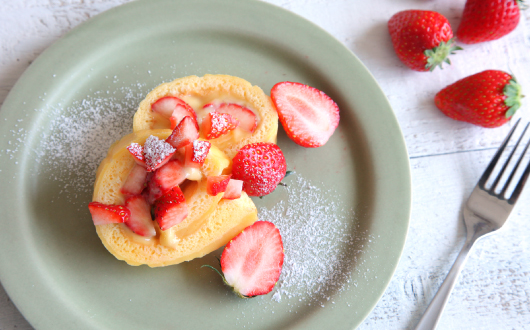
[1,1,529,329]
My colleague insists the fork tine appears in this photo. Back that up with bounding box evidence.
[506,131,530,204]
[478,119,521,188]
[492,123,529,192]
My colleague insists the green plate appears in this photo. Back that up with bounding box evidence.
[0,0,410,329]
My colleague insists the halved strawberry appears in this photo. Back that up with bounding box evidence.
[124,195,156,237]
[271,82,340,147]
[166,116,199,149]
[88,202,130,225]
[206,175,232,196]
[223,179,243,200]
[152,96,199,130]
[121,164,148,196]
[143,135,176,172]
[204,103,257,132]
[154,186,188,231]
[204,221,284,298]
[185,140,211,168]
[126,143,146,167]
[202,112,239,139]
[150,159,188,195]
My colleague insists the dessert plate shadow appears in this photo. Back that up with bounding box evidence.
[0,0,411,329]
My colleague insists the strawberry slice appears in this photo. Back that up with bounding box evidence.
[206,175,232,196]
[121,164,148,196]
[126,143,146,167]
[204,221,284,298]
[151,159,188,195]
[154,187,188,231]
[143,135,176,172]
[185,140,211,168]
[88,202,130,225]
[166,116,199,149]
[146,176,162,205]
[270,82,340,148]
[152,96,199,130]
[204,103,257,133]
[124,195,156,237]
[202,112,239,139]
[222,179,243,200]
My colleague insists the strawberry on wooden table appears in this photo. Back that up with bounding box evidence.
[457,0,522,44]
[125,195,156,237]
[88,202,130,225]
[271,82,339,148]
[388,10,461,71]
[232,142,286,197]
[203,221,284,298]
[154,186,188,231]
[434,70,523,128]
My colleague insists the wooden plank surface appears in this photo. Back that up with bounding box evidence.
[1,0,529,329]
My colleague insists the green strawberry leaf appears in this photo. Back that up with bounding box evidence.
[425,38,463,71]
[504,79,524,118]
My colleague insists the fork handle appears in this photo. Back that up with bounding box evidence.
[414,238,475,330]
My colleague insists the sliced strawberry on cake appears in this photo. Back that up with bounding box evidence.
[271,81,340,147]
[121,164,148,196]
[88,202,130,225]
[126,143,146,167]
[223,179,243,200]
[151,96,198,130]
[166,116,199,149]
[185,140,211,168]
[125,195,156,237]
[143,135,176,172]
[204,103,257,133]
[154,186,188,231]
[202,112,239,139]
[203,221,284,298]
[206,175,232,196]
[151,159,188,195]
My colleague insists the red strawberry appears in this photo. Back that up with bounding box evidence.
[126,143,146,167]
[166,116,199,149]
[151,96,198,130]
[434,70,523,128]
[150,159,188,195]
[185,140,211,168]
[457,0,521,44]
[154,187,188,230]
[203,221,284,298]
[121,164,148,196]
[143,135,176,172]
[231,142,286,197]
[204,103,257,132]
[88,202,130,225]
[124,195,156,237]
[223,179,243,200]
[388,10,461,71]
[270,82,340,148]
[202,112,239,139]
[206,175,232,196]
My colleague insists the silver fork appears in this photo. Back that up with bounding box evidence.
[415,119,530,330]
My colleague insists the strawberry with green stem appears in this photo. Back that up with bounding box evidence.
[388,10,462,72]
[434,70,523,128]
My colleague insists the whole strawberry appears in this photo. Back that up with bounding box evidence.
[232,142,287,197]
[388,10,461,71]
[457,0,522,44]
[434,70,523,128]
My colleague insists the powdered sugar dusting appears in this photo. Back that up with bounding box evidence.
[259,175,367,306]
[143,135,175,169]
